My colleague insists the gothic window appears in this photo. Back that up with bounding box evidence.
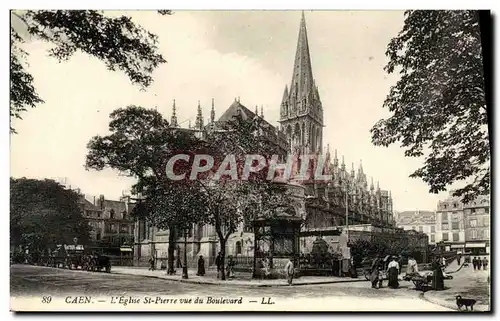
[236,241,242,255]
[110,209,115,219]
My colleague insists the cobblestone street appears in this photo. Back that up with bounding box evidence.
[11,265,453,311]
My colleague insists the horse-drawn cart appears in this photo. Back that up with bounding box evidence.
[47,244,85,269]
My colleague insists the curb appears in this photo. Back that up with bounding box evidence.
[420,291,489,312]
[111,270,367,288]
[419,292,457,311]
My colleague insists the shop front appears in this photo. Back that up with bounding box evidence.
[465,242,489,255]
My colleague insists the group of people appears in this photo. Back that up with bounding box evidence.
[214,252,236,279]
[369,255,402,289]
[472,256,488,270]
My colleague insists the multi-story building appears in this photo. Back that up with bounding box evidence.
[78,195,135,248]
[435,193,490,254]
[395,210,437,244]
[133,12,397,267]
[463,195,490,254]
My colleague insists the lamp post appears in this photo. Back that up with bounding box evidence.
[341,174,350,243]
[182,229,188,279]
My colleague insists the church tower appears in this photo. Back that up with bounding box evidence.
[279,11,324,155]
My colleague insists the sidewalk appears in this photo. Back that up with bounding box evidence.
[423,266,490,312]
[112,266,367,287]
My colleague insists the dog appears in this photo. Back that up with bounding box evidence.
[456,295,476,311]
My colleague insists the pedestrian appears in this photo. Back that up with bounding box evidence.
[477,257,483,270]
[387,256,400,289]
[226,255,235,278]
[431,257,444,291]
[215,252,222,279]
[284,257,294,285]
[406,256,419,275]
[196,255,205,276]
[482,257,488,270]
[457,253,461,266]
[473,257,478,270]
[370,256,381,289]
[148,255,155,271]
[350,256,358,278]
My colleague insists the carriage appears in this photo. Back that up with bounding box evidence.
[82,253,111,273]
[47,244,85,269]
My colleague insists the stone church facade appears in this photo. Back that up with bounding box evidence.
[133,12,396,267]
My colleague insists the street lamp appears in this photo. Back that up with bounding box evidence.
[182,229,188,279]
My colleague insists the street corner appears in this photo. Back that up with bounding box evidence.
[422,289,490,313]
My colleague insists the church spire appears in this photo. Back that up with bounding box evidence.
[170,99,178,127]
[261,105,264,119]
[289,11,314,101]
[195,100,204,130]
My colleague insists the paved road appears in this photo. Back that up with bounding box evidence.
[10,265,452,311]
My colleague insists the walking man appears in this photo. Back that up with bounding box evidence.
[482,257,488,270]
[215,252,222,279]
[284,257,294,285]
[148,255,155,271]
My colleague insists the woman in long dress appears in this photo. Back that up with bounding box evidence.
[431,258,444,290]
[387,257,400,289]
[196,255,205,276]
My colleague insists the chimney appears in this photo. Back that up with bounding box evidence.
[99,195,105,210]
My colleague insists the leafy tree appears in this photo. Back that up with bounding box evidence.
[201,114,291,280]
[86,105,206,275]
[10,178,91,253]
[10,10,171,133]
[371,10,490,202]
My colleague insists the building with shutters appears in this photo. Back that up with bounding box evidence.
[435,193,490,254]
[395,210,437,244]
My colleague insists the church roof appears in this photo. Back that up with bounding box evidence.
[215,99,276,132]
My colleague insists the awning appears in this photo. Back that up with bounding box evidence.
[466,243,486,248]
[451,244,465,249]
[120,247,133,252]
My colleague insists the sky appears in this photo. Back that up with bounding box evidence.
[10,10,452,211]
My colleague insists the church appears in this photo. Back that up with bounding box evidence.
[133,12,397,267]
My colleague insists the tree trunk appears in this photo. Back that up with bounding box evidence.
[167,227,176,275]
[219,238,226,281]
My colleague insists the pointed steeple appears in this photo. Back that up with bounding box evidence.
[351,162,355,177]
[210,98,215,123]
[281,85,289,104]
[341,155,345,170]
[255,105,258,115]
[170,99,178,127]
[289,11,314,102]
[370,177,374,191]
[261,105,264,119]
[333,149,338,167]
[195,101,203,130]
[358,159,364,175]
